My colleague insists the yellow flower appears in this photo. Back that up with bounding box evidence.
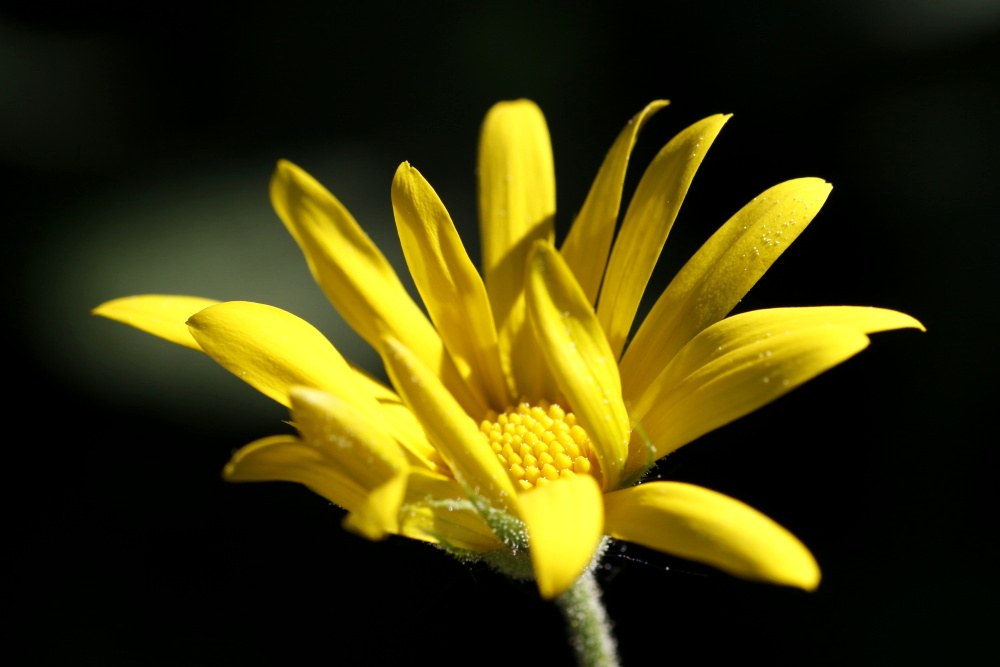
[94,100,922,600]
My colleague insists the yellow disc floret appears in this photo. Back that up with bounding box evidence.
[479,401,597,491]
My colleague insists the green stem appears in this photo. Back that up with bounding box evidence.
[555,569,620,667]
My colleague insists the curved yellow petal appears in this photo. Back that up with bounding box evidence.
[561,100,669,304]
[399,503,505,551]
[347,366,443,471]
[633,306,925,422]
[93,295,220,350]
[518,474,604,599]
[400,468,504,552]
[380,336,518,513]
[621,178,833,402]
[227,388,412,541]
[604,482,820,590]
[525,241,630,490]
[187,301,370,410]
[392,162,509,409]
[341,472,409,541]
[598,114,731,359]
[271,160,484,417]
[223,434,367,518]
[478,99,557,400]
[636,325,872,465]
[289,386,406,494]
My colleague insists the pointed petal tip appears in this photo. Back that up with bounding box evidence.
[877,309,926,333]
[906,314,927,332]
[603,482,822,592]
[393,160,414,177]
[93,295,221,351]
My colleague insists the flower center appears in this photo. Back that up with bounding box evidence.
[479,401,597,491]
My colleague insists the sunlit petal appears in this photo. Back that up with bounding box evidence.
[347,367,442,471]
[223,434,366,519]
[605,482,819,589]
[526,240,630,490]
[598,115,731,359]
[392,162,509,408]
[380,336,518,513]
[289,386,406,494]
[400,469,504,552]
[478,99,557,400]
[621,178,833,401]
[271,160,485,416]
[342,472,409,540]
[518,474,604,599]
[93,295,220,350]
[636,324,872,465]
[187,302,381,419]
[633,305,924,422]
[561,101,669,304]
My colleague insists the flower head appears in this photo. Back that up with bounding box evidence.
[95,100,922,599]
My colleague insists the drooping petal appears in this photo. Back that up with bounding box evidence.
[621,178,833,402]
[518,474,604,599]
[525,240,630,490]
[92,295,220,350]
[392,162,509,409]
[399,504,506,552]
[399,468,505,552]
[271,160,484,417]
[289,386,406,496]
[380,336,518,513]
[561,100,669,304]
[341,472,409,541]
[634,324,873,467]
[187,301,375,412]
[597,114,731,360]
[478,99,557,400]
[604,482,820,590]
[223,434,367,522]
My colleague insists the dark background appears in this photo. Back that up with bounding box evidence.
[6,1,996,664]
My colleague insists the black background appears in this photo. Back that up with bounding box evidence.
[6,1,996,664]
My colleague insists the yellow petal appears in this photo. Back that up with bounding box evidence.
[187,301,371,410]
[478,99,557,400]
[289,386,406,494]
[561,100,669,304]
[633,305,924,422]
[636,324,873,465]
[348,366,443,471]
[92,295,220,350]
[518,474,604,599]
[392,162,509,409]
[621,178,833,402]
[224,434,367,516]
[525,240,630,490]
[342,472,409,541]
[597,114,731,359]
[604,482,820,590]
[227,387,412,541]
[271,160,485,417]
[380,336,518,513]
[400,468,504,552]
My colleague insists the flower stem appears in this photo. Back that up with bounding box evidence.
[555,570,620,667]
